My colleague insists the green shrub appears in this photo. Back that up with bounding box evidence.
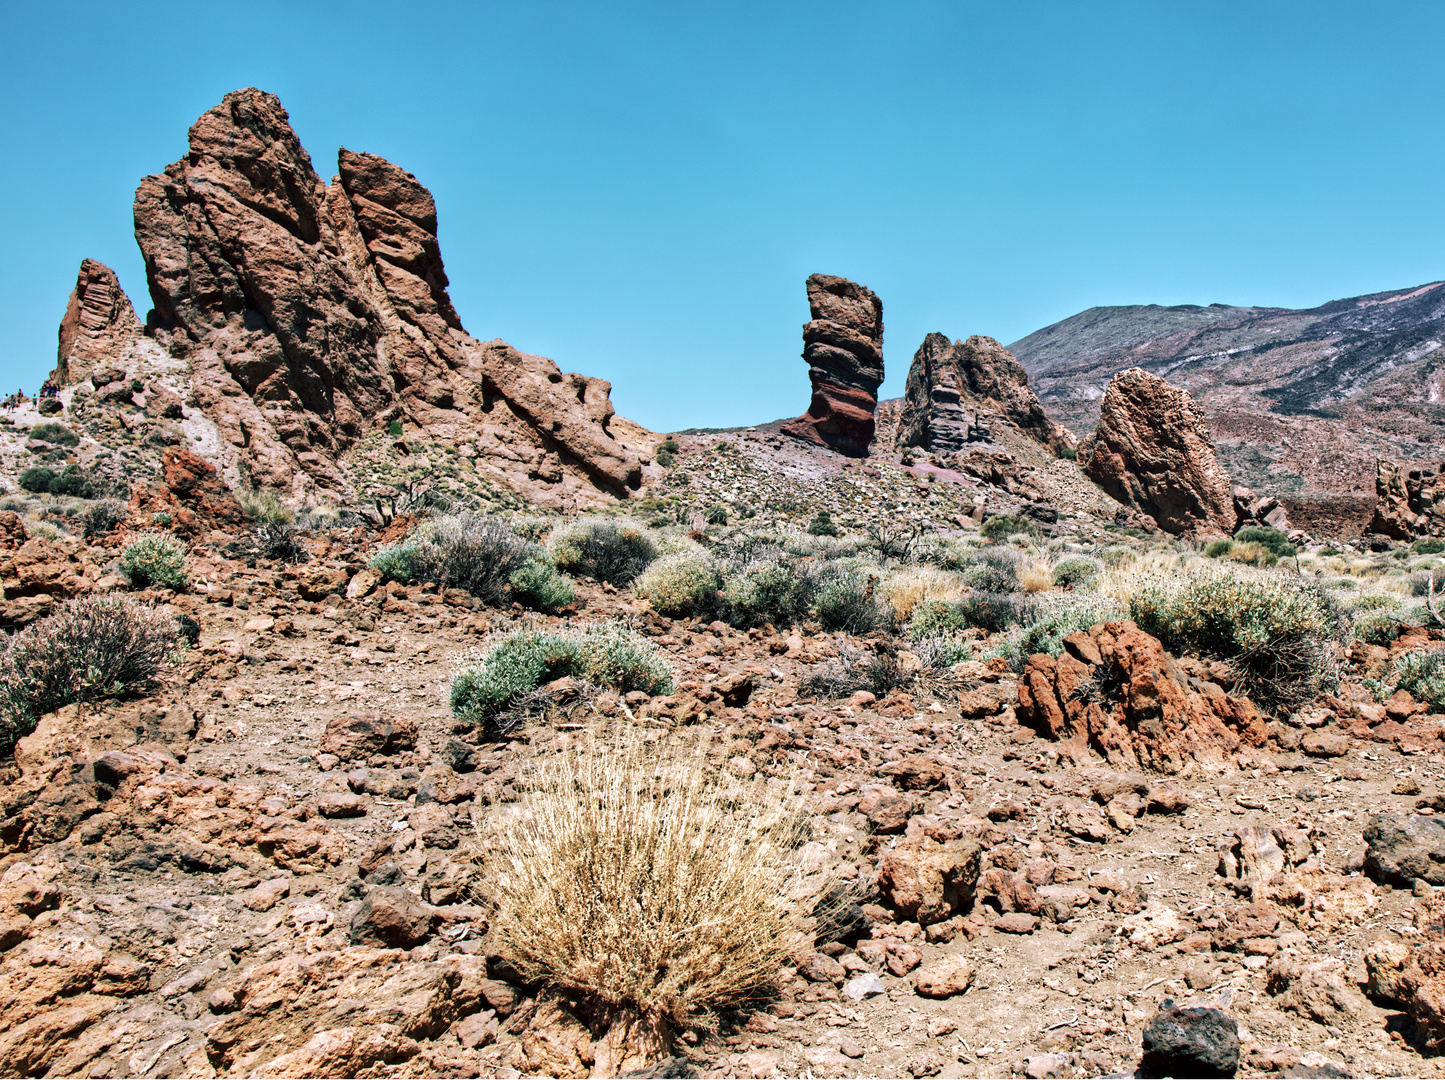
[0,596,181,752]
[980,513,1030,543]
[1414,538,1445,555]
[954,592,1034,634]
[451,624,673,732]
[1204,539,1233,559]
[387,419,404,437]
[509,558,576,611]
[1051,555,1102,588]
[720,557,814,629]
[19,464,99,498]
[962,549,1021,593]
[30,423,79,446]
[655,439,680,468]
[806,511,839,537]
[907,599,972,640]
[371,514,536,602]
[1234,524,1296,558]
[1016,594,1126,661]
[80,499,127,539]
[1394,648,1445,710]
[1353,607,1404,647]
[1097,545,1136,568]
[550,518,658,586]
[705,503,729,526]
[915,632,973,670]
[1227,540,1278,568]
[801,640,908,699]
[1129,562,1340,707]
[812,566,891,635]
[635,551,721,617]
[120,532,189,590]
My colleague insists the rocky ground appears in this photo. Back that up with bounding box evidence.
[1,433,1444,1080]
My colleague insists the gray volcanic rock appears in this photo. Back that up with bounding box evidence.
[895,333,1073,456]
[1078,367,1237,536]
[51,259,143,387]
[113,88,643,505]
[780,275,884,457]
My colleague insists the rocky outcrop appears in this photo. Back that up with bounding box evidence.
[1016,620,1267,773]
[1078,368,1237,536]
[1368,458,1442,541]
[127,447,246,538]
[51,260,144,388]
[1365,892,1445,1052]
[780,275,884,457]
[896,334,1074,457]
[89,88,642,506]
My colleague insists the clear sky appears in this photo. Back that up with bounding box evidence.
[2,1,1442,431]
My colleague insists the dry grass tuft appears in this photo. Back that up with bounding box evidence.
[879,567,964,620]
[473,729,816,1032]
[1016,555,1055,594]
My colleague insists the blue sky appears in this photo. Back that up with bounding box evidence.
[2,1,1442,430]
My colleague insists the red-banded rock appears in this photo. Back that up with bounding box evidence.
[97,87,642,507]
[781,274,884,457]
[127,446,245,537]
[1016,620,1267,773]
[51,260,142,388]
[1078,368,1237,536]
[897,334,1075,457]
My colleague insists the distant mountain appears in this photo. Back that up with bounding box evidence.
[1008,282,1445,496]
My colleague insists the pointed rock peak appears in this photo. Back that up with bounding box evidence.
[1079,367,1235,536]
[53,258,141,386]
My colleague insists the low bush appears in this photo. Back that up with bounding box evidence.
[1052,555,1101,588]
[1227,540,1278,568]
[915,632,973,671]
[806,511,839,537]
[961,549,1022,593]
[1414,538,1445,555]
[451,624,673,731]
[980,513,1030,543]
[508,558,576,611]
[812,566,892,635]
[80,499,127,540]
[705,503,729,526]
[249,521,309,565]
[801,640,908,699]
[1393,647,1445,710]
[1015,594,1126,662]
[19,464,99,498]
[1234,524,1296,558]
[371,514,535,603]
[954,591,1034,634]
[1129,561,1341,707]
[474,729,812,1031]
[1353,607,1405,647]
[30,423,79,446]
[719,555,814,629]
[878,568,963,622]
[120,532,189,590]
[635,551,721,617]
[0,596,182,752]
[1204,539,1234,559]
[907,599,972,640]
[550,518,658,586]
[239,488,295,527]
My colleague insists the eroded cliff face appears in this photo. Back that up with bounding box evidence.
[52,260,145,388]
[64,88,642,506]
[895,334,1075,458]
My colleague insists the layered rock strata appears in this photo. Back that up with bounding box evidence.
[780,275,884,457]
[52,260,144,387]
[1078,367,1237,536]
[60,88,641,506]
[896,334,1074,457]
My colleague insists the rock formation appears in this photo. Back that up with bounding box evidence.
[1368,458,1443,541]
[52,260,144,388]
[1078,368,1237,536]
[55,88,641,507]
[1016,620,1267,774]
[780,275,884,457]
[895,334,1075,457]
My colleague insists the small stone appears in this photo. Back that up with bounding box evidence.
[349,885,435,948]
[1301,731,1350,758]
[995,912,1040,934]
[885,944,922,976]
[1141,1004,1240,1078]
[800,952,846,985]
[914,954,976,998]
[243,878,290,912]
[315,791,365,818]
[843,972,886,1001]
[455,1010,498,1049]
[1025,1054,1073,1080]
[838,1037,864,1059]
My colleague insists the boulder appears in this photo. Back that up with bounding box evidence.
[318,714,418,759]
[349,886,435,948]
[1016,621,1266,773]
[913,954,976,998]
[1078,367,1237,536]
[1140,1004,1240,1078]
[128,446,245,537]
[896,333,1075,457]
[1368,457,1443,541]
[1364,814,1445,886]
[126,88,642,505]
[875,834,981,926]
[1365,892,1445,1051]
[780,274,884,457]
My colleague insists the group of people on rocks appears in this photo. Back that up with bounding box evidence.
[1,383,61,412]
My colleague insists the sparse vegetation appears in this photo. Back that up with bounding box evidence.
[508,557,576,611]
[80,498,127,539]
[474,729,813,1032]
[120,532,190,591]
[980,513,1029,542]
[550,518,658,586]
[806,510,839,537]
[30,422,79,446]
[372,513,536,602]
[0,596,182,752]
[19,464,100,498]
[635,551,721,617]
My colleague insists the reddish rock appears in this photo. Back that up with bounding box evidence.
[875,835,981,927]
[858,786,920,833]
[349,886,435,948]
[125,88,642,505]
[1078,368,1237,536]
[897,333,1075,457]
[1365,892,1445,1051]
[1016,621,1267,773]
[913,954,976,998]
[780,274,884,457]
[319,714,419,759]
[128,446,245,537]
[51,259,142,387]
[995,912,1041,934]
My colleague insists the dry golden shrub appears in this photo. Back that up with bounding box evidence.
[879,567,964,621]
[473,728,816,1032]
[1016,556,1055,594]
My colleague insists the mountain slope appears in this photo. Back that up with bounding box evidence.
[1008,282,1445,496]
